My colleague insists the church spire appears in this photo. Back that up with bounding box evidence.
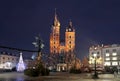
[54,8,60,27]
[66,20,75,32]
[69,19,72,27]
[54,8,57,21]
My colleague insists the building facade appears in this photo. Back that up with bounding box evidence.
[0,52,18,70]
[89,44,120,71]
[49,11,80,71]
[103,44,120,67]
[89,45,103,71]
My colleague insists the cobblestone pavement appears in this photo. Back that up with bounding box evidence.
[0,72,119,81]
[42,72,116,81]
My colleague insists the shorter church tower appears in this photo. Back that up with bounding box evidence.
[65,21,75,53]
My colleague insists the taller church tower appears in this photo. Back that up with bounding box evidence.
[50,11,60,54]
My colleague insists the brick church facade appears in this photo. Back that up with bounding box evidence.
[49,11,81,71]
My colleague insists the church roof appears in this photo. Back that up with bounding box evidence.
[66,20,75,32]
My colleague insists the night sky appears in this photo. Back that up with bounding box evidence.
[0,0,120,60]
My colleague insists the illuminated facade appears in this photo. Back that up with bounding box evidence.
[49,11,78,71]
[102,44,120,67]
[0,52,18,70]
[89,45,103,71]
[50,12,75,54]
[89,44,120,70]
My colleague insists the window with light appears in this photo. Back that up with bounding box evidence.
[106,58,110,60]
[106,53,110,56]
[104,62,111,66]
[112,62,118,66]
[112,57,117,60]
[112,53,117,56]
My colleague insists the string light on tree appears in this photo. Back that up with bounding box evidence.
[17,52,25,72]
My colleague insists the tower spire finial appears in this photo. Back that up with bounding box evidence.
[54,8,57,21]
[69,19,72,27]
[54,8,60,27]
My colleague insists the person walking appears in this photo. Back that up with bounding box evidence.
[114,71,117,78]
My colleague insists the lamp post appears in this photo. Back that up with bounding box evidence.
[92,53,99,79]
[118,63,120,74]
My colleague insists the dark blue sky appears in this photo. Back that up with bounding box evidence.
[0,0,120,60]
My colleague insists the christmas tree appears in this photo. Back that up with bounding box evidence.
[17,52,25,72]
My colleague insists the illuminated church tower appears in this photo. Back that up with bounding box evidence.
[65,21,75,53]
[50,11,60,54]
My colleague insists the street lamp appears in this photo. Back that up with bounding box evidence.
[118,62,120,74]
[92,53,99,79]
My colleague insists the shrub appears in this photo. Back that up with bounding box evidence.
[69,68,81,74]
[105,66,118,74]
[24,68,39,77]
[12,67,16,71]
[41,68,50,76]
[24,63,50,77]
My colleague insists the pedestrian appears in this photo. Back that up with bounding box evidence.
[114,71,117,78]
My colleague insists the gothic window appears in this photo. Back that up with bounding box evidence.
[69,36,71,39]
[69,41,71,44]
[56,34,59,36]
[53,50,55,54]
